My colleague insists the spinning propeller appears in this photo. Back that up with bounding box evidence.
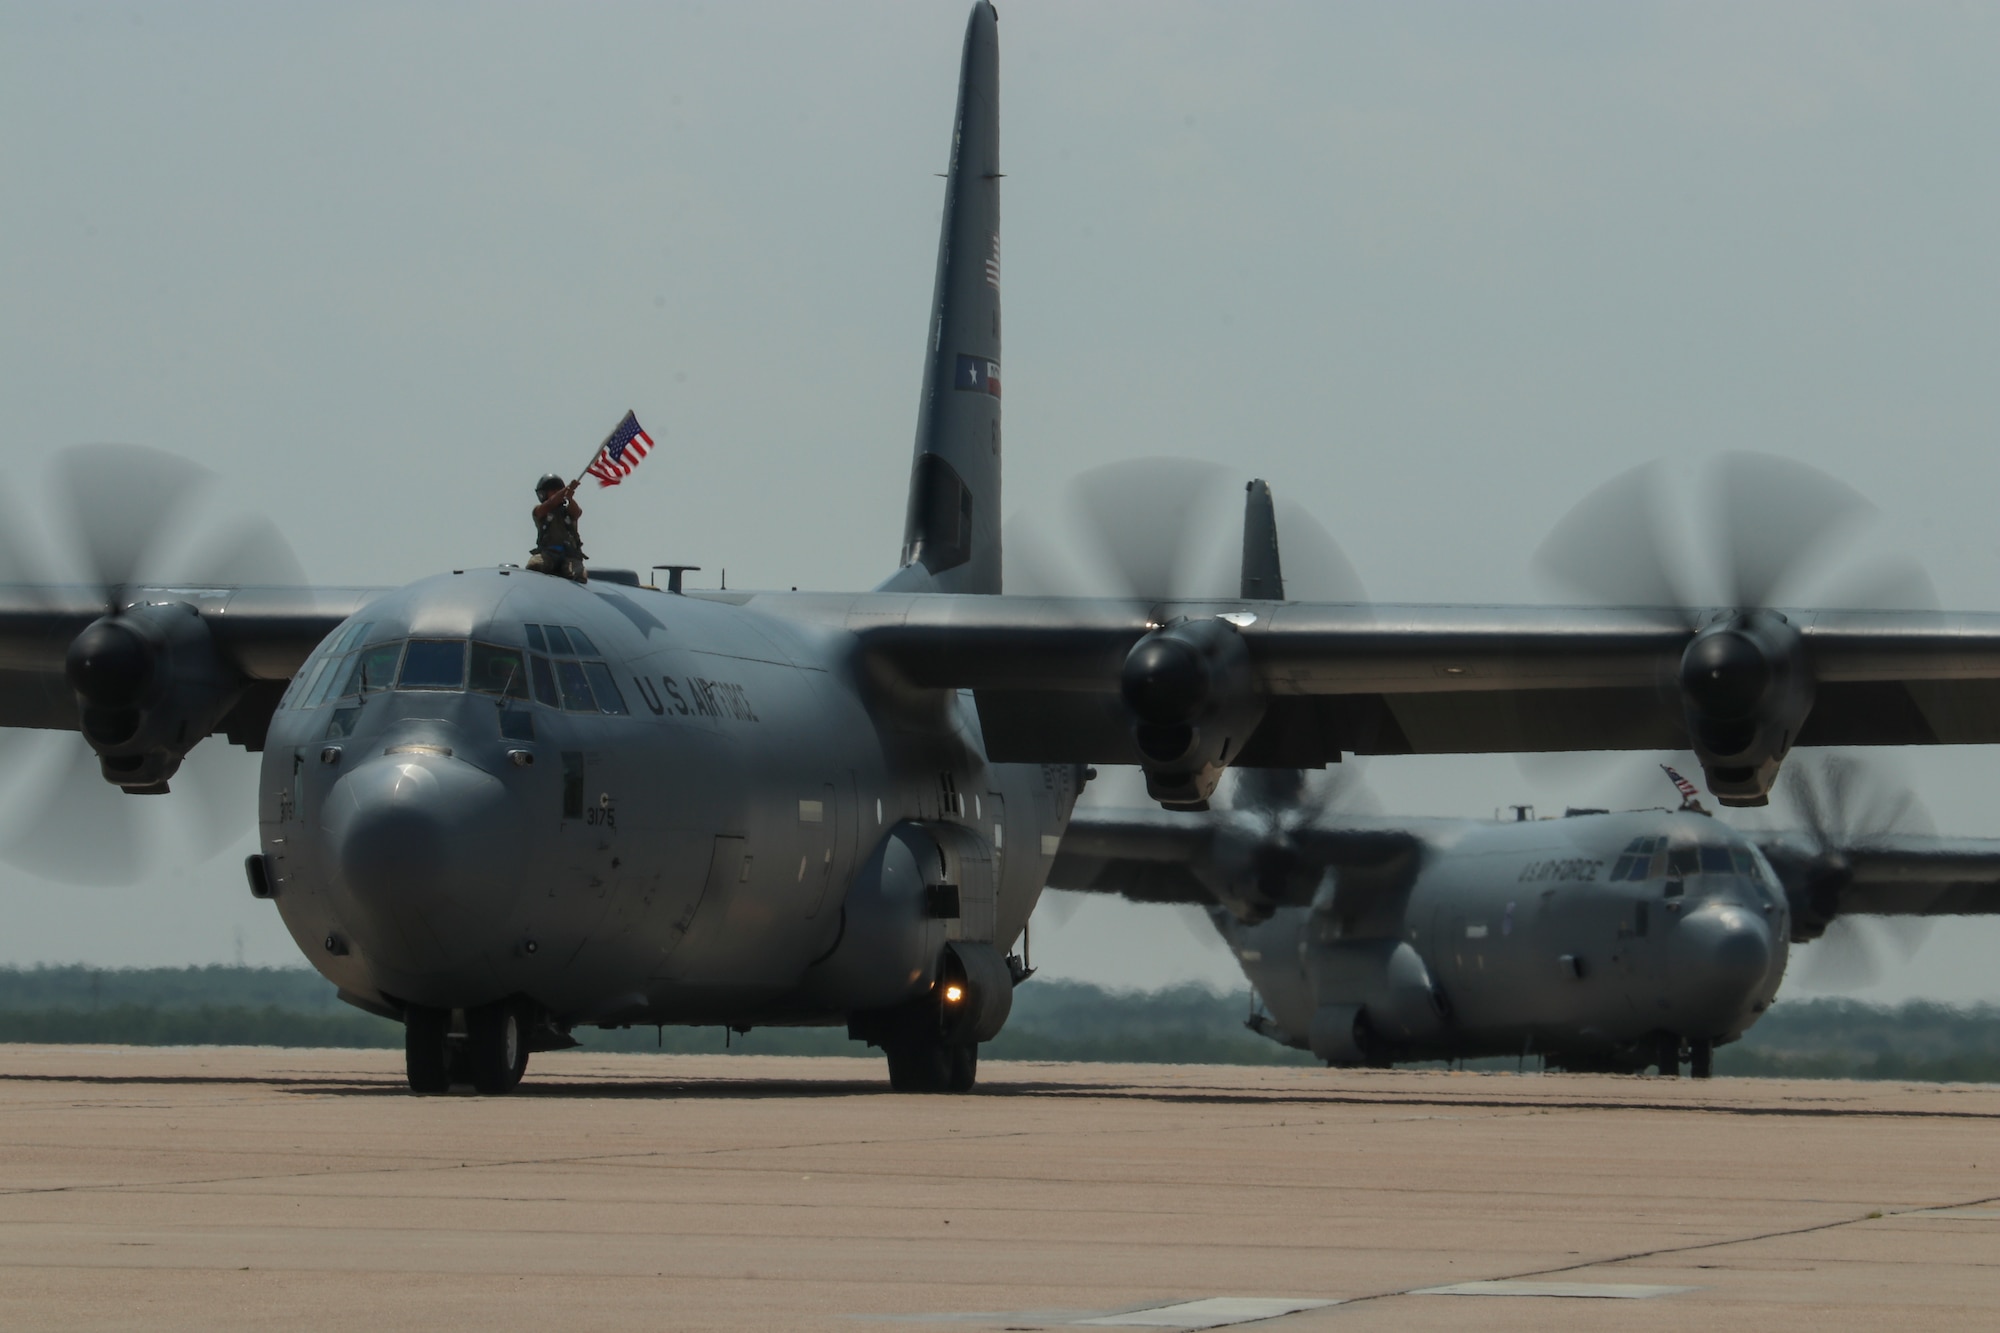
[1534,451,1935,805]
[0,444,304,886]
[1006,457,1366,605]
[1761,752,1935,992]
[1016,460,1375,934]
[1008,457,1365,808]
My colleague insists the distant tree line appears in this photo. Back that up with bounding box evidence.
[0,965,1995,1081]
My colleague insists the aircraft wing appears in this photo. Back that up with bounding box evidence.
[1757,832,2000,924]
[1046,808,1214,906]
[1049,805,1421,912]
[0,584,382,747]
[850,597,2000,764]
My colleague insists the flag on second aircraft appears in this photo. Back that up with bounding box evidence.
[585,410,654,487]
[1661,764,1704,808]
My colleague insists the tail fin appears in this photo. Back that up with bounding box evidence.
[887,3,1002,595]
[1240,479,1284,600]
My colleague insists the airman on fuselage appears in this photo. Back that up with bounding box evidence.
[528,473,586,582]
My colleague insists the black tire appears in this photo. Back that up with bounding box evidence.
[1656,1033,1682,1077]
[466,1000,531,1094]
[886,1038,948,1092]
[945,1042,977,1093]
[884,1027,977,1093]
[1689,1038,1714,1080]
[404,1005,452,1094]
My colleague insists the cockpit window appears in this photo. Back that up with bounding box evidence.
[287,655,334,709]
[555,659,596,711]
[514,634,630,716]
[582,661,628,714]
[331,620,374,654]
[1699,845,1733,875]
[339,642,402,697]
[530,655,560,707]
[398,640,467,690]
[1667,844,1700,878]
[523,624,601,657]
[1732,847,1781,906]
[469,643,530,698]
[1612,837,1660,881]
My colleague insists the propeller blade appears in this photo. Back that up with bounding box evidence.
[177,513,309,590]
[1772,750,1937,987]
[1539,452,1929,621]
[0,734,150,886]
[1795,916,1885,991]
[1004,458,1366,609]
[1267,497,1368,604]
[1708,452,1871,611]
[1811,553,1939,614]
[1071,458,1231,603]
[1170,902,1235,958]
[51,444,212,606]
[0,728,257,888]
[1534,460,1694,615]
[1032,888,1087,931]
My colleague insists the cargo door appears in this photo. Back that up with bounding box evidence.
[802,784,835,917]
[652,833,747,977]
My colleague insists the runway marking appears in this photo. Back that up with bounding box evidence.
[1324,1192,2000,1311]
[1903,1207,2000,1219]
[872,1296,1339,1329]
[1414,1280,1693,1299]
[1075,1297,1340,1327]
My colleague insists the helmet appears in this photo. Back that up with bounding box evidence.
[536,473,565,498]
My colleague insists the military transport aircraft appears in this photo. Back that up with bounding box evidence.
[9,3,2000,1095]
[1052,750,2000,1078]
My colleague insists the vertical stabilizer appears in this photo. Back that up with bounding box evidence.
[1241,479,1285,600]
[888,3,1002,594]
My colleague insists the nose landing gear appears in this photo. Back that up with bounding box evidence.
[402,1000,533,1095]
[1651,1033,1717,1080]
[883,1015,978,1093]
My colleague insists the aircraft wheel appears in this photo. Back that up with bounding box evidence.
[404,1005,452,1094]
[946,1042,978,1093]
[1689,1038,1714,1080]
[1655,1033,1682,1078]
[881,1015,978,1093]
[466,1000,531,1094]
[885,1037,951,1092]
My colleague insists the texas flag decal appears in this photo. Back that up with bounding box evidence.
[953,353,1001,397]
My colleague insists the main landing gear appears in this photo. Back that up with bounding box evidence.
[404,1000,532,1095]
[853,989,980,1094]
[1652,1033,1716,1080]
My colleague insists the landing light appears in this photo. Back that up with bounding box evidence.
[944,984,965,1004]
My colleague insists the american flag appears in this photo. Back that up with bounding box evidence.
[585,410,654,487]
[1661,764,1705,807]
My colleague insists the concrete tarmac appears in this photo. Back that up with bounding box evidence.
[1,1046,1996,1331]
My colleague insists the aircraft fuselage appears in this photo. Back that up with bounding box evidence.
[1222,810,1791,1070]
[258,569,1079,1033]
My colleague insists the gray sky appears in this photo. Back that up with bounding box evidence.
[5,2,2000,1001]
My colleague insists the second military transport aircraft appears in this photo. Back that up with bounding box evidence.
[1052,485,2000,1077]
[7,4,2000,1093]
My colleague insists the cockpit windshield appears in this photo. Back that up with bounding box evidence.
[399,640,467,690]
[286,626,629,716]
[1613,837,1760,882]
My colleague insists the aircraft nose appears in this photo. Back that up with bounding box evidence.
[323,751,523,973]
[1672,903,1773,1027]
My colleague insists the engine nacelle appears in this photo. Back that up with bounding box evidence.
[1677,610,1812,807]
[1307,938,1448,1064]
[64,602,245,791]
[1119,616,1264,809]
